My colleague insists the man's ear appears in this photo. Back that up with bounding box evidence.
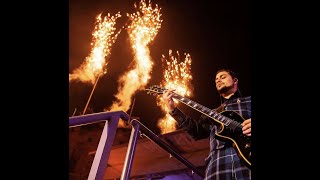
[234,78,238,84]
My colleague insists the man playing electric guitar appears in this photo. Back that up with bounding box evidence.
[162,69,252,180]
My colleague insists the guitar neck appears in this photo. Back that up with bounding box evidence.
[172,93,212,115]
[172,93,240,127]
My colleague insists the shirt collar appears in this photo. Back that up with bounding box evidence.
[221,90,241,103]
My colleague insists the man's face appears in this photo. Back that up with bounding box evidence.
[215,71,234,92]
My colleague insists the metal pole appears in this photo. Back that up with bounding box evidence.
[87,115,119,180]
[130,119,205,178]
[83,74,101,115]
[72,108,77,116]
[129,98,136,119]
[69,111,129,127]
[120,119,140,180]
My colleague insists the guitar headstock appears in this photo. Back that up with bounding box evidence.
[145,85,166,96]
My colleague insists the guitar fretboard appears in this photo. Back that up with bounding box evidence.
[172,93,242,130]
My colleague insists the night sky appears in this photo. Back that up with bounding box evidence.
[69,0,252,134]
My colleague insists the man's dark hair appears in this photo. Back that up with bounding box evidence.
[215,69,238,79]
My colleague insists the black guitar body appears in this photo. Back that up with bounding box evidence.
[213,111,251,168]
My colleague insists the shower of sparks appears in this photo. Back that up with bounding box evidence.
[157,49,193,134]
[69,12,122,84]
[105,0,162,127]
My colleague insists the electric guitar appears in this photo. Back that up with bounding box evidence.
[146,85,251,168]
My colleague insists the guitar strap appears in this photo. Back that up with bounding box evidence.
[215,103,225,113]
[215,97,240,113]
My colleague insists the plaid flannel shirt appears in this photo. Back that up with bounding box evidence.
[170,91,251,179]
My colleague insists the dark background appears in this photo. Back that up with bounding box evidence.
[69,0,252,134]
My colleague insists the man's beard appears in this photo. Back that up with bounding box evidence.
[218,85,233,94]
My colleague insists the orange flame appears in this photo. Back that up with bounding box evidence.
[69,12,122,84]
[157,49,193,134]
[105,0,162,127]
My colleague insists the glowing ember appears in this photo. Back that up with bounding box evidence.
[157,49,193,134]
[105,0,162,127]
[69,12,122,84]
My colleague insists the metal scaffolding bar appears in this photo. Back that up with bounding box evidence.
[121,119,205,179]
[69,111,129,180]
[120,119,140,180]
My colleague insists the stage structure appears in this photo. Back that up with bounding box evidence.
[69,111,204,180]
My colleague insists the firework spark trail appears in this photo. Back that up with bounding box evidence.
[69,12,122,84]
[157,49,193,134]
[106,0,162,119]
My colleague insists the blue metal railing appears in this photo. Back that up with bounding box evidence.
[69,111,129,180]
[69,111,204,180]
[120,119,205,180]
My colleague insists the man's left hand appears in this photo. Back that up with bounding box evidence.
[242,118,251,136]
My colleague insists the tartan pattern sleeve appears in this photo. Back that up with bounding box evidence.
[169,107,211,140]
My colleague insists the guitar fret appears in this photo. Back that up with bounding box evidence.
[213,113,218,118]
[201,106,206,111]
[218,115,228,125]
[225,119,231,126]
[173,91,237,128]
[203,108,210,114]
[220,116,225,123]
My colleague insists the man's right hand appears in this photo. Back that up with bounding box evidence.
[163,89,176,112]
